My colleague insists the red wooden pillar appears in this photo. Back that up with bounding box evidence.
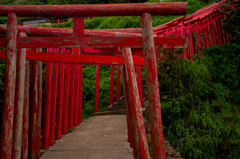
[120,65,136,153]
[116,65,120,101]
[122,48,150,159]
[42,48,53,150]
[207,17,214,47]
[36,57,42,158]
[56,48,66,139]
[68,64,75,130]
[78,64,83,123]
[94,64,100,112]
[141,13,165,159]
[109,65,114,105]
[74,65,80,127]
[21,59,29,159]
[62,63,70,135]
[204,19,210,48]
[49,48,59,146]
[73,17,84,124]
[12,31,27,159]
[210,15,217,45]
[137,66,144,108]
[0,12,18,159]
[29,60,38,159]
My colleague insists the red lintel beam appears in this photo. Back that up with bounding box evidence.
[0,3,187,17]
[0,50,145,65]
[0,25,142,37]
[0,37,187,49]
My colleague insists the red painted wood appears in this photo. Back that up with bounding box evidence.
[25,51,145,65]
[120,65,136,152]
[0,25,142,38]
[141,13,165,159]
[0,36,187,49]
[49,52,59,146]
[29,60,38,159]
[56,48,65,140]
[78,64,83,123]
[12,31,27,159]
[42,48,53,150]
[62,63,70,134]
[94,65,100,113]
[122,48,150,159]
[36,57,42,158]
[0,3,187,17]
[21,59,29,159]
[74,65,80,127]
[0,12,18,159]
[116,65,120,101]
[109,65,114,105]
[68,64,75,129]
[137,66,143,108]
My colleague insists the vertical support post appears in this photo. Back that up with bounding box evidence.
[120,65,136,154]
[68,64,75,130]
[78,64,83,123]
[116,65,120,101]
[0,12,18,159]
[49,48,59,146]
[137,66,143,108]
[12,31,27,159]
[42,48,53,150]
[21,59,29,159]
[36,50,42,158]
[141,13,165,159]
[94,64,100,113]
[62,63,70,135]
[73,17,84,124]
[56,48,65,140]
[29,60,38,159]
[109,65,114,105]
[122,48,150,159]
[73,65,80,127]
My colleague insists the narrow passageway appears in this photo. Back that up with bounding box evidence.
[40,115,133,159]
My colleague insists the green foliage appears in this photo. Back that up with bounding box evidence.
[158,44,240,159]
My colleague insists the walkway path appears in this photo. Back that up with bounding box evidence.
[40,115,133,159]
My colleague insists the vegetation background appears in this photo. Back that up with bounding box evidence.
[0,0,239,158]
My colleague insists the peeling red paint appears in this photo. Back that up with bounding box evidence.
[0,12,18,159]
[122,48,150,159]
[0,3,187,17]
[141,13,165,159]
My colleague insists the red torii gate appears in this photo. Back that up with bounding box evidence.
[0,3,187,159]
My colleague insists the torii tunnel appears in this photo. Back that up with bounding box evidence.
[0,2,188,159]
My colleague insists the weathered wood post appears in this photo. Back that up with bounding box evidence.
[21,57,29,159]
[141,13,165,159]
[62,63,70,134]
[95,64,100,112]
[116,65,121,101]
[12,31,27,159]
[42,48,53,149]
[122,48,150,159]
[56,48,66,140]
[0,12,18,159]
[120,65,136,154]
[49,48,59,146]
[29,56,39,159]
[109,65,114,105]
[36,50,42,157]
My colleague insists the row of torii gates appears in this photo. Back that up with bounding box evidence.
[0,2,232,159]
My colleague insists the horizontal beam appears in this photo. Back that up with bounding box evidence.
[0,3,187,17]
[0,50,144,65]
[0,25,142,37]
[0,37,187,48]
